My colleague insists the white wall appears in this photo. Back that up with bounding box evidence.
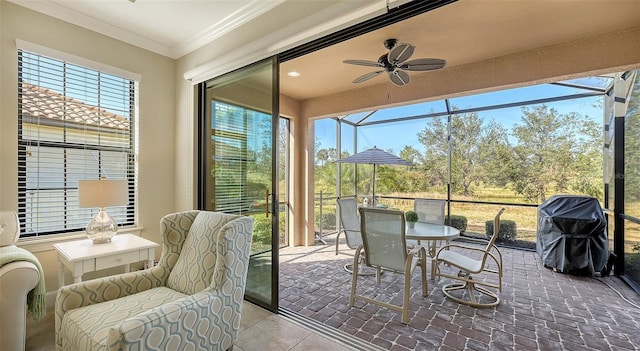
[0,1,176,296]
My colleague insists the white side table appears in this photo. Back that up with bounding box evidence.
[54,233,159,287]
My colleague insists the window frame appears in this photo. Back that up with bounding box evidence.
[16,44,139,239]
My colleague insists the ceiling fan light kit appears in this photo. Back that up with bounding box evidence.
[344,38,446,86]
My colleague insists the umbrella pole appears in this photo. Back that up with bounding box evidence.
[372,164,376,205]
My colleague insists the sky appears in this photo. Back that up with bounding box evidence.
[315,78,608,156]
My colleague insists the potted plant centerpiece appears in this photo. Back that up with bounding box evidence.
[405,210,418,229]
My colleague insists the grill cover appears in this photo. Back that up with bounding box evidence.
[536,195,608,276]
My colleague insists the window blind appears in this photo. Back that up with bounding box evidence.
[17,50,136,237]
[212,102,251,213]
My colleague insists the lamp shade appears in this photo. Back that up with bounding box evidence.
[78,179,128,208]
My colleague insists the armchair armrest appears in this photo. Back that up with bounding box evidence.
[108,287,241,351]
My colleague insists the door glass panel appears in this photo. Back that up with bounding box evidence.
[279,117,290,247]
[204,58,278,311]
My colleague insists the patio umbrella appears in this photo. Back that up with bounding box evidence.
[337,146,413,200]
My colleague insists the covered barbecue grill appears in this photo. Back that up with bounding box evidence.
[536,195,608,276]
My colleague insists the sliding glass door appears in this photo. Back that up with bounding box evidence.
[200,57,279,311]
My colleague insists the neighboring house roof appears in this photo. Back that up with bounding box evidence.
[20,82,130,130]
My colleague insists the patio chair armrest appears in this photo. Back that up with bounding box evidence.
[436,243,485,256]
[454,237,488,245]
[453,238,503,263]
[405,245,425,275]
[407,245,425,257]
[484,251,502,270]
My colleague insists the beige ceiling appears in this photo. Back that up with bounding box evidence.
[280,0,640,101]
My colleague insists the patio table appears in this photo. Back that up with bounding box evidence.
[406,222,460,279]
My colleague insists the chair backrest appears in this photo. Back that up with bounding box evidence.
[337,198,362,249]
[414,199,445,224]
[165,211,245,294]
[359,207,407,272]
[0,211,20,247]
[481,208,506,265]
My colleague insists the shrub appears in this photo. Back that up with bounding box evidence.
[485,219,517,241]
[316,213,337,230]
[405,210,418,222]
[449,215,467,233]
[253,212,286,247]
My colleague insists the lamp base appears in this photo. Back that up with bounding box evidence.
[90,236,114,244]
[86,208,118,244]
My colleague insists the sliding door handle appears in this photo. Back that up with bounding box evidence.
[265,190,270,218]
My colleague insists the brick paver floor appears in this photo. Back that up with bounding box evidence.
[280,234,640,350]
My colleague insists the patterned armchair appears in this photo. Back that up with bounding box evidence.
[55,210,254,351]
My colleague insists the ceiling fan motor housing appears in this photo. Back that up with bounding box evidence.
[383,38,398,50]
[378,54,395,72]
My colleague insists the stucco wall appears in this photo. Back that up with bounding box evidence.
[0,1,176,297]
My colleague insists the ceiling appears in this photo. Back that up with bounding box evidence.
[9,0,640,102]
[281,0,640,100]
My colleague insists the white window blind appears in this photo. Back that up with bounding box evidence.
[18,50,136,237]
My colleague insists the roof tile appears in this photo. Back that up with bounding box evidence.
[20,83,130,130]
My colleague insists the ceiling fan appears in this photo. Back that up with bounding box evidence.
[343,38,446,87]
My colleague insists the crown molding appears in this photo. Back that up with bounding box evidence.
[9,0,173,57]
[8,0,287,59]
[172,0,287,59]
[184,0,388,84]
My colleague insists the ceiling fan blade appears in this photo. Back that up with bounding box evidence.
[343,59,383,68]
[399,58,446,71]
[353,71,384,84]
[388,70,410,86]
[388,43,414,65]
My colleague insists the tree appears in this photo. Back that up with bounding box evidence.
[417,111,511,196]
[476,120,513,188]
[399,145,422,165]
[510,104,598,203]
[450,112,484,196]
[316,148,329,166]
[417,116,449,189]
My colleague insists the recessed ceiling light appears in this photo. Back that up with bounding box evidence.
[287,71,301,77]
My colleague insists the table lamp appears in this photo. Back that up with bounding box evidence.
[78,179,128,244]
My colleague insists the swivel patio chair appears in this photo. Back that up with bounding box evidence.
[350,207,427,324]
[434,208,505,307]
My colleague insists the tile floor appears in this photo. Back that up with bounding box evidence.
[26,301,356,351]
[280,233,640,351]
[25,234,640,351]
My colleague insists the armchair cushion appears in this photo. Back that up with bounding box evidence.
[60,287,187,351]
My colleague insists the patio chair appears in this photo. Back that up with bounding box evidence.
[414,199,446,224]
[350,208,427,324]
[434,208,505,307]
[408,199,446,250]
[336,198,376,276]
